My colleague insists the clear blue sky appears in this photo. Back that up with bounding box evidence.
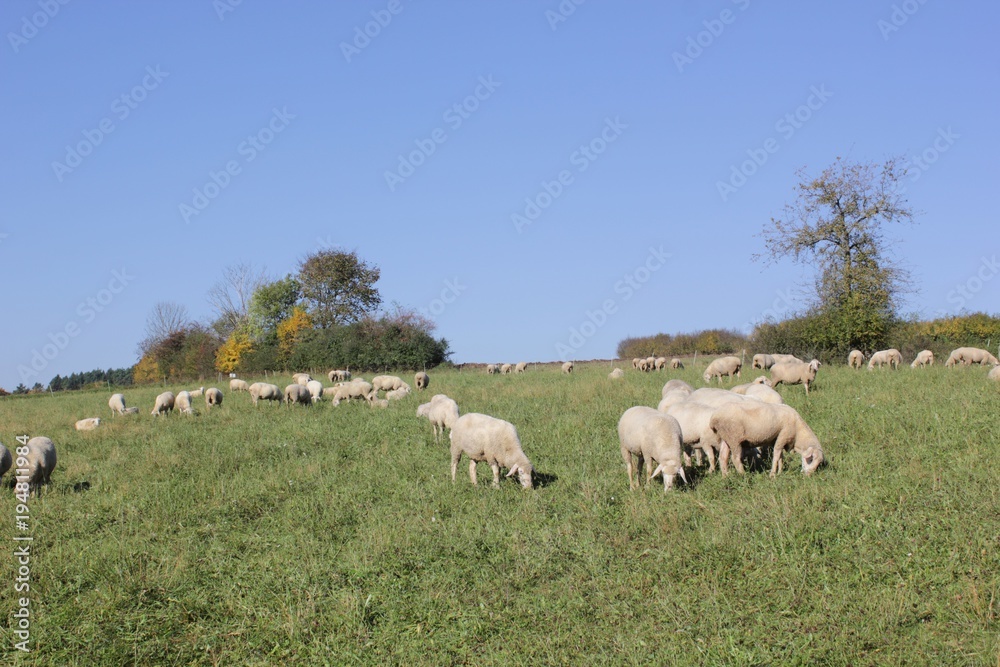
[2,0,997,389]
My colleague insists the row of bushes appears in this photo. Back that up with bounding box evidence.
[617,329,749,360]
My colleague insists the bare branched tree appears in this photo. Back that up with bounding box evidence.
[207,262,267,337]
[137,301,190,356]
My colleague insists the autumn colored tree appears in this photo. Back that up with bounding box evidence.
[215,331,254,374]
[276,306,313,360]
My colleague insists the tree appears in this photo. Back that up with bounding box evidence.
[276,306,314,361]
[137,302,190,356]
[298,250,381,328]
[247,275,301,340]
[207,262,267,338]
[757,157,915,349]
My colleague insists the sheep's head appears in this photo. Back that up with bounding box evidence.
[702,372,712,383]
[648,462,687,489]
[753,375,772,386]
[506,463,533,489]
[800,444,824,475]
[808,359,821,372]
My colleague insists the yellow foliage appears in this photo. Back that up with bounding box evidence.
[277,307,313,359]
[215,332,254,374]
[133,353,160,383]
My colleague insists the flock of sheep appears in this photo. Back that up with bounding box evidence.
[5,343,997,496]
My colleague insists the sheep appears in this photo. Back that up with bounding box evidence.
[17,437,57,496]
[205,387,224,409]
[703,356,742,384]
[330,380,375,406]
[386,386,411,400]
[911,350,935,368]
[292,373,312,386]
[608,368,625,379]
[284,384,312,406]
[449,413,534,489]
[109,393,126,416]
[151,391,175,416]
[372,375,409,393]
[670,358,684,369]
[632,358,642,369]
[122,407,140,415]
[416,394,460,443]
[770,353,803,365]
[944,350,960,367]
[743,383,784,405]
[500,364,513,375]
[949,347,1000,366]
[655,357,667,370]
[661,379,694,398]
[229,378,249,392]
[731,376,773,394]
[868,348,902,370]
[370,398,389,409]
[0,443,10,482]
[175,391,195,415]
[562,361,574,374]
[74,417,101,431]
[769,359,821,395]
[646,356,656,369]
[328,369,351,382]
[638,359,651,372]
[752,354,775,370]
[848,350,865,369]
[414,371,429,390]
[515,362,527,373]
[306,380,324,403]
[687,387,747,409]
[486,364,498,375]
[188,387,205,397]
[248,382,282,406]
[710,401,823,477]
[664,400,723,472]
[618,406,686,492]
[989,365,1000,381]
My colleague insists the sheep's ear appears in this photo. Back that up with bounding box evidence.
[648,463,665,480]
[678,466,688,484]
[506,465,519,478]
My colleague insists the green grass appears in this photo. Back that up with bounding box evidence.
[0,363,998,665]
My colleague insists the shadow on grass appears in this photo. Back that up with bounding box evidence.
[532,471,558,489]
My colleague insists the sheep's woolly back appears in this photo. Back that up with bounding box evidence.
[230,379,250,392]
[769,360,818,386]
[449,413,533,487]
[22,437,57,491]
[109,393,126,415]
[0,444,11,480]
[988,365,1000,381]
[743,384,784,404]
[710,401,822,475]
[75,418,101,431]
[688,387,746,408]
[205,387,223,406]
[661,379,693,398]
[152,391,175,415]
[703,356,741,382]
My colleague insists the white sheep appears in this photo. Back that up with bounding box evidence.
[74,417,101,431]
[655,357,667,370]
[868,349,902,370]
[515,362,527,373]
[632,358,642,370]
[414,371,429,390]
[562,361,574,374]
[944,350,961,367]
[330,380,374,406]
[848,350,864,369]
[730,376,773,394]
[486,364,498,375]
[416,394,460,443]
[151,391,175,416]
[752,354,775,370]
[449,413,534,488]
[638,359,651,372]
[386,386,411,400]
[188,387,205,397]
[769,359,821,395]
[770,353,803,365]
[292,373,312,386]
[175,391,195,415]
[686,387,747,409]
[372,375,408,393]
[122,407,140,415]
[743,383,784,404]
[618,406,687,491]
[108,393,126,416]
[205,387,224,409]
[710,401,823,477]
[500,364,513,375]
[671,358,684,369]
[328,369,351,382]
[608,368,624,379]
[230,378,250,392]
[911,350,935,368]
[661,379,694,399]
[284,384,312,406]
[949,347,1000,366]
[248,382,282,406]
[988,365,1000,381]
[306,380,324,403]
[370,398,389,409]
[0,443,10,482]
[18,436,57,496]
[664,400,723,472]
[703,356,742,384]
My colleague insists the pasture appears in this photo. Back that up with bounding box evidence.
[0,362,998,665]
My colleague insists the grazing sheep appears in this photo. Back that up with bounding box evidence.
[122,407,140,415]
[670,358,684,369]
[248,382,282,406]
[655,357,667,370]
[632,358,642,370]
[848,350,865,369]
[449,413,534,489]
[515,362,527,373]
[151,391,175,416]
[618,406,686,492]
[306,380,324,403]
[769,359,821,395]
[486,364,498,375]
[188,387,205,397]
[944,350,960,367]
[638,359,651,372]
[661,379,694,399]
[703,356,742,384]
[948,347,1000,366]
[562,361,574,374]
[911,350,935,368]
[0,444,10,482]
[330,380,374,406]
[386,386,411,400]
[372,375,409,393]
[988,365,1000,381]
[731,376,773,394]
[416,394,460,443]
[500,364,513,375]
[292,373,312,386]
[109,393,126,416]
[370,398,389,409]
[687,387,747,409]
[608,368,625,379]
[328,369,351,382]
[205,387,223,409]
[74,417,101,431]
[743,383,784,405]
[229,379,249,392]
[710,401,823,477]
[18,437,57,496]
[752,354,776,370]
[868,349,902,370]
[175,391,195,415]
[284,384,312,406]
[771,353,803,365]
[414,371,429,390]
[664,400,723,472]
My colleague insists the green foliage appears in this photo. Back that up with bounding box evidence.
[298,250,381,328]
[48,367,134,392]
[617,329,748,359]
[247,274,301,341]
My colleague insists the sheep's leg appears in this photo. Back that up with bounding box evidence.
[622,448,636,490]
[730,443,746,474]
[703,444,716,473]
[770,435,792,477]
[468,459,478,486]
[450,448,461,482]
[718,441,730,475]
[489,462,501,489]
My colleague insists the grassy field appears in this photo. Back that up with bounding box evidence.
[0,362,998,665]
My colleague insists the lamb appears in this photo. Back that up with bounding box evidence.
[730,376,773,394]
[74,417,101,431]
[449,413,534,488]
[414,371,429,390]
[911,350,935,368]
[151,391,175,416]
[500,364,513,375]
[655,357,667,370]
[248,382,282,406]
[515,362,527,373]
[562,361,574,374]
[292,373,312,386]
[416,394,460,443]
[16,437,57,496]
[386,386,411,400]
[330,380,374,406]
[752,354,775,370]
[205,387,224,409]
[988,365,1000,381]
[848,350,864,369]
[229,379,249,392]
[0,443,10,482]
[769,359,821,395]
[175,391,195,415]
[188,387,205,397]
[306,380,324,403]
[108,393,126,416]
[618,406,687,491]
[328,369,351,382]
[710,401,823,477]
[608,368,624,379]
[703,356,742,384]
[670,358,684,369]
[284,384,312,406]
[486,364,498,375]
[664,400,723,472]
[868,348,902,370]
[371,375,409,393]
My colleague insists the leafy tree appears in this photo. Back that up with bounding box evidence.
[248,275,301,340]
[276,306,314,361]
[13,383,28,395]
[298,250,381,328]
[215,331,254,374]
